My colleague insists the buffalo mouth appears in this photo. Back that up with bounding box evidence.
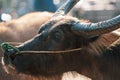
[1,43,20,73]
[3,50,16,64]
[1,49,18,73]
[1,55,17,74]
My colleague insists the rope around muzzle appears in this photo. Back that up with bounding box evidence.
[20,48,83,54]
[0,42,83,55]
[0,42,20,54]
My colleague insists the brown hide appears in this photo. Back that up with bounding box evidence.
[0,12,53,80]
[0,12,91,80]
[2,0,120,79]
[0,12,90,80]
[2,16,120,80]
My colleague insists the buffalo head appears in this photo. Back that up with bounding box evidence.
[1,0,120,79]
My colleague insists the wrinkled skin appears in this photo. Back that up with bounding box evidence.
[2,15,120,80]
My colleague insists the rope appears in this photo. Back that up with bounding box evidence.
[0,42,20,54]
[1,42,82,55]
[1,37,120,55]
[20,48,82,54]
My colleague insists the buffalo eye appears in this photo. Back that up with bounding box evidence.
[52,31,63,42]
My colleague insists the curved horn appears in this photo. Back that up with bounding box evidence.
[72,15,120,37]
[53,0,80,17]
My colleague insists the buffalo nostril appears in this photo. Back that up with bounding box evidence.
[6,49,15,55]
[4,49,16,61]
[1,42,20,61]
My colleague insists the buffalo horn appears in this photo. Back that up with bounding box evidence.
[72,15,120,37]
[53,0,80,17]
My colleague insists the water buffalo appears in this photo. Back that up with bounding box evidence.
[0,11,90,80]
[1,0,120,80]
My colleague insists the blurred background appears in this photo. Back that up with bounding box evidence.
[0,0,120,22]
